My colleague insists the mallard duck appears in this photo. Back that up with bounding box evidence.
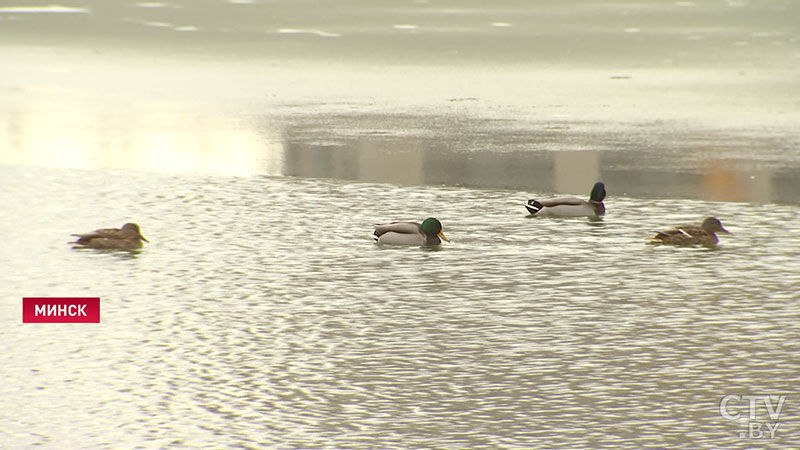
[372,217,449,246]
[525,182,606,217]
[70,222,149,250]
[649,217,730,246]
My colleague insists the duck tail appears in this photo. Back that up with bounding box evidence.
[525,199,544,215]
[70,236,90,245]
[647,231,671,245]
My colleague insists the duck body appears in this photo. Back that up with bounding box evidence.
[70,222,149,250]
[372,218,449,246]
[649,217,730,247]
[525,182,606,217]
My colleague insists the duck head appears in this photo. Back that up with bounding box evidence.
[421,217,449,242]
[702,217,730,235]
[122,222,149,242]
[590,182,606,203]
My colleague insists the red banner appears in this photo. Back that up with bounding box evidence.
[22,297,100,323]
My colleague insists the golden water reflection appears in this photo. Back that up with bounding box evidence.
[1,106,796,204]
[0,104,283,176]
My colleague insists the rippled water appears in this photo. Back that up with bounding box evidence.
[2,0,800,448]
[2,165,798,448]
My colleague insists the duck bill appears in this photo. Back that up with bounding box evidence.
[140,234,150,242]
[719,227,731,235]
[438,231,450,242]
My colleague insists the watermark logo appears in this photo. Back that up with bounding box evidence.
[719,394,787,439]
[22,297,100,323]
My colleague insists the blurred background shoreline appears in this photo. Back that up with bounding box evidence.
[2,3,799,449]
[1,0,799,203]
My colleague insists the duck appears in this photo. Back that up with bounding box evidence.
[70,222,149,250]
[649,217,730,247]
[525,182,606,217]
[372,217,449,246]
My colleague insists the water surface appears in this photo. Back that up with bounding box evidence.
[1,0,799,448]
[2,165,799,448]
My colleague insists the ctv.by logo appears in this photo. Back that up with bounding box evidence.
[719,394,787,439]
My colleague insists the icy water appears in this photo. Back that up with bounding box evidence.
[2,0,800,449]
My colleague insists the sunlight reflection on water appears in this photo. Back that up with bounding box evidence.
[1,0,799,447]
[2,105,798,203]
[1,166,798,448]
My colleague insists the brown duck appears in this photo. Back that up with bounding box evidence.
[70,223,149,250]
[649,217,730,246]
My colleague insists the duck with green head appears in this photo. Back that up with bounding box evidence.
[649,217,730,247]
[525,182,606,217]
[372,217,449,246]
[70,222,149,250]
